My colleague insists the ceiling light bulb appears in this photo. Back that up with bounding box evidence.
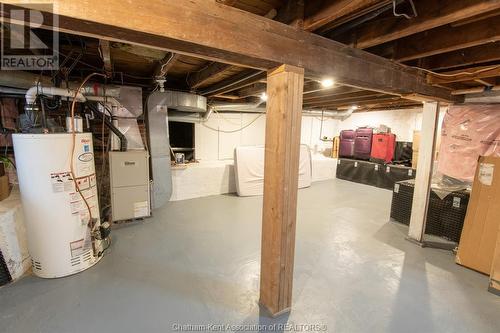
[321,78,334,88]
[350,105,358,111]
[260,92,268,101]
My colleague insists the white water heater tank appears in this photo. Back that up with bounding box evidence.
[13,133,103,278]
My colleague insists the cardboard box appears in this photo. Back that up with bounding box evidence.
[456,156,500,274]
[490,230,500,295]
[412,130,440,169]
[0,175,9,201]
[413,130,421,152]
[412,151,419,169]
[331,136,340,158]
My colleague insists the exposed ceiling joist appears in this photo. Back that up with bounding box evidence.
[188,63,232,89]
[304,0,388,32]
[375,15,500,62]
[199,69,266,96]
[275,0,305,28]
[2,0,457,102]
[304,92,389,107]
[302,86,359,99]
[349,0,500,49]
[423,42,500,71]
[428,65,500,85]
[474,78,497,87]
[236,83,267,98]
[312,95,402,109]
[355,99,422,111]
[303,91,384,106]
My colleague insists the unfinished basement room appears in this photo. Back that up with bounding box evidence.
[0,0,500,332]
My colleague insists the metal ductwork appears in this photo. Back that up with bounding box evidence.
[163,90,207,113]
[146,91,173,209]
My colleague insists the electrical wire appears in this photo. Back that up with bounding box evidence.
[201,112,264,133]
[393,0,417,20]
[158,53,175,77]
[69,72,107,257]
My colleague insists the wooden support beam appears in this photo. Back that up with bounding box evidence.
[304,0,386,32]
[260,64,304,317]
[302,86,359,99]
[303,91,384,107]
[377,16,500,62]
[349,0,500,49]
[98,39,112,76]
[428,65,500,85]
[188,63,232,89]
[1,0,457,102]
[309,96,401,109]
[407,101,440,243]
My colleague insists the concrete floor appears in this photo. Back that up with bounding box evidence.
[1,179,499,332]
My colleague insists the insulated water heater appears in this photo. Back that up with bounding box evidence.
[13,133,103,278]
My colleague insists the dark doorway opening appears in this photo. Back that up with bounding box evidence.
[168,121,195,161]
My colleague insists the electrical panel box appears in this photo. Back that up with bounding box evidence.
[109,150,151,221]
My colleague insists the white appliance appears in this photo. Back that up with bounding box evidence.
[109,150,151,221]
[13,133,103,278]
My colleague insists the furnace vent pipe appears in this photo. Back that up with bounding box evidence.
[25,84,86,104]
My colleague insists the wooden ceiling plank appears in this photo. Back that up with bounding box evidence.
[351,0,500,49]
[304,0,386,32]
[428,65,500,85]
[422,42,500,71]
[2,0,456,101]
[188,63,233,89]
[304,93,390,107]
[310,96,401,109]
[199,69,266,96]
[303,91,384,106]
[388,15,500,62]
[237,82,267,98]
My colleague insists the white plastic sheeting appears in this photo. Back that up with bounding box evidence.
[170,160,236,201]
[0,187,30,280]
[170,156,335,201]
[233,145,312,197]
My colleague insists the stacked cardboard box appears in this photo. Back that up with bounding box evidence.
[491,231,500,295]
[331,136,340,158]
[412,130,440,169]
[456,156,500,275]
[412,131,420,169]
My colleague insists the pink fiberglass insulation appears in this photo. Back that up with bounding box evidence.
[437,104,500,182]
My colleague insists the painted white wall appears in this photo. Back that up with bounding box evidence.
[195,112,329,161]
[194,112,266,161]
[336,108,422,141]
[193,107,447,161]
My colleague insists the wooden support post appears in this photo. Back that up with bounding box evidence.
[260,64,304,317]
[407,101,440,244]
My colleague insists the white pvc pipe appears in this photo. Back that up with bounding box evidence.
[25,84,86,104]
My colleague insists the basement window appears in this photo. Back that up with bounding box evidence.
[168,121,195,162]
